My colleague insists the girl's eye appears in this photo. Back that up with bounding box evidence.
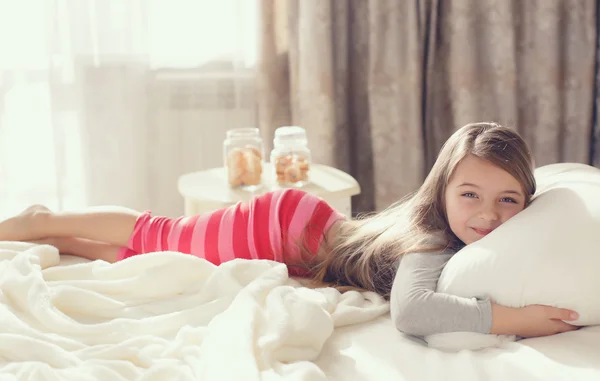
[461,192,477,198]
[500,197,517,204]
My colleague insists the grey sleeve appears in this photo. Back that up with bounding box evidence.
[390,252,492,337]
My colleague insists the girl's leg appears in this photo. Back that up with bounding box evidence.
[0,205,141,247]
[31,237,121,262]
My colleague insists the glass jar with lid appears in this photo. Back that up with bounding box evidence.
[270,126,312,187]
[223,127,264,191]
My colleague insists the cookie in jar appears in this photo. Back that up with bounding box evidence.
[270,126,312,187]
[223,128,264,190]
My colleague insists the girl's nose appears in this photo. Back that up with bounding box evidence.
[478,206,499,222]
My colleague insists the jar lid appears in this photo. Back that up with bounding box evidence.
[226,127,260,138]
[273,126,307,146]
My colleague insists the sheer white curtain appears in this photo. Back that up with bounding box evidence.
[0,0,257,219]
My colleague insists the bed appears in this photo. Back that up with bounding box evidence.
[0,242,598,381]
[317,316,600,380]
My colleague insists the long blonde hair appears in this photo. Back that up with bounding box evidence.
[309,122,536,299]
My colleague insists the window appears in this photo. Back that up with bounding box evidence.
[147,0,258,69]
[0,0,259,217]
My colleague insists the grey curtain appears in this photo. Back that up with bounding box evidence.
[258,0,598,213]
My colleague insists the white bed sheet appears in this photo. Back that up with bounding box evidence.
[317,315,600,381]
[3,247,597,381]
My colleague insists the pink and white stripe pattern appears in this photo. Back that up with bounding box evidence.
[116,189,345,276]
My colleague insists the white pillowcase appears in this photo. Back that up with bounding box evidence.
[424,162,600,350]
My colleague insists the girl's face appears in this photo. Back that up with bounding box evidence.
[444,155,526,245]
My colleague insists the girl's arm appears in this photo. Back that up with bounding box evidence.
[390,252,579,338]
[490,303,579,338]
[390,251,492,336]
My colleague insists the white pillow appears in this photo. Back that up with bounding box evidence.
[424,162,600,350]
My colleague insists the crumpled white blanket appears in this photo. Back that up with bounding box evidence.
[0,242,389,381]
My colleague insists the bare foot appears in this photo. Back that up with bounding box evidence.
[0,205,52,242]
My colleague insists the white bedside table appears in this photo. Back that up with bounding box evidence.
[178,163,360,218]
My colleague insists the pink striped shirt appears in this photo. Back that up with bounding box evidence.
[116,189,346,276]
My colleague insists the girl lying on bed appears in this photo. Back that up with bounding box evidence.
[0,122,579,339]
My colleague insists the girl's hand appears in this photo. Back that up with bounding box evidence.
[516,304,580,338]
[491,303,580,337]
